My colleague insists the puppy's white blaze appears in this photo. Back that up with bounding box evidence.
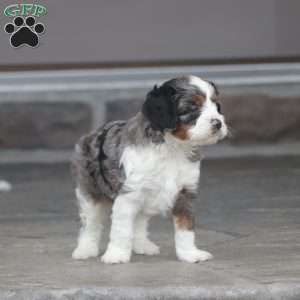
[189,75,214,98]
[188,99,216,143]
[187,96,227,145]
[204,99,228,140]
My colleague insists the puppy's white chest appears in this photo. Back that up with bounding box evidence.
[121,145,200,215]
[142,164,184,215]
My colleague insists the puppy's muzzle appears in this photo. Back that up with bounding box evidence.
[211,118,222,131]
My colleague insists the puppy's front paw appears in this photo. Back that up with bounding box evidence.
[133,239,160,256]
[72,243,99,260]
[101,246,131,264]
[177,248,213,263]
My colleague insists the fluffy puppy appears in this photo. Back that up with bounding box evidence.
[71,75,227,264]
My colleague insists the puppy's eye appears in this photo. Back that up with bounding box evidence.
[216,102,221,113]
[179,111,200,124]
[178,104,198,116]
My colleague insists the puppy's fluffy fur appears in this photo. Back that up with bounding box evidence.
[72,76,227,264]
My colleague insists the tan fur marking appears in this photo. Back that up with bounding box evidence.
[172,125,190,140]
[193,95,205,107]
[175,215,193,230]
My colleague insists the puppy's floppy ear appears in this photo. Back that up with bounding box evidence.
[142,84,178,131]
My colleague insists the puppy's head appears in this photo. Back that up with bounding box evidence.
[142,75,228,145]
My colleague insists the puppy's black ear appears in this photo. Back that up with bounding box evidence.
[142,85,178,131]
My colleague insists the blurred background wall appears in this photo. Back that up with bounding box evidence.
[0,0,300,68]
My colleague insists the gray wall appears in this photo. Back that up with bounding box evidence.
[0,0,300,67]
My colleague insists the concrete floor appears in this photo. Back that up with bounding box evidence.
[0,157,300,299]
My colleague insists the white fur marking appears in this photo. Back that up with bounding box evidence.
[72,188,109,260]
[174,228,213,263]
[101,192,140,264]
[120,144,200,216]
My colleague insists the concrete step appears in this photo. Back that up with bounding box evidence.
[0,157,300,299]
[2,143,300,165]
[1,63,300,151]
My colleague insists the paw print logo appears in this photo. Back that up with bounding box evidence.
[4,16,45,48]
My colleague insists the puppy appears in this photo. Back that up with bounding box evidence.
[71,75,227,264]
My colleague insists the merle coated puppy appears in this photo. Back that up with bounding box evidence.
[72,75,228,264]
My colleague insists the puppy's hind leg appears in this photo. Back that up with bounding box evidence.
[133,214,160,256]
[72,188,111,260]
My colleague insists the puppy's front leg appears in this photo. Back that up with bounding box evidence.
[173,189,213,263]
[101,192,140,264]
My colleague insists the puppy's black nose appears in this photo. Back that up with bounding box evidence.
[211,118,222,130]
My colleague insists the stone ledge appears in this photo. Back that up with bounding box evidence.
[1,94,300,150]
[0,102,91,149]
[222,94,300,144]
[2,143,300,165]
[1,64,300,149]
